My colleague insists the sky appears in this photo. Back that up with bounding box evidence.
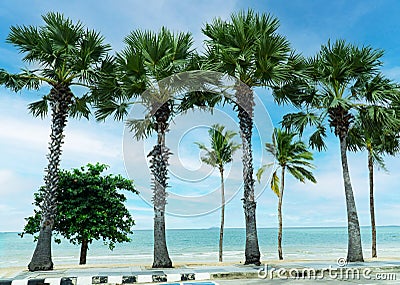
[1,0,400,232]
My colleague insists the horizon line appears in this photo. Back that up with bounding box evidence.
[2,225,399,233]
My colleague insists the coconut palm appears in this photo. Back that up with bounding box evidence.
[202,9,299,265]
[347,76,400,258]
[94,28,195,268]
[256,128,316,260]
[195,124,240,262]
[278,39,398,262]
[0,12,110,271]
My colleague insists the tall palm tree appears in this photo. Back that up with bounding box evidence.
[0,12,110,271]
[349,123,399,258]
[202,9,299,265]
[257,128,316,260]
[348,77,400,258]
[94,28,195,268]
[195,124,241,262]
[278,40,398,262]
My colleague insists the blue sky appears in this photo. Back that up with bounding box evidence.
[1,0,400,232]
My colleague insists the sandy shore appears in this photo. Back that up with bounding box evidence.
[2,257,400,279]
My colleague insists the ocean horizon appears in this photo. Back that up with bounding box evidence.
[1,226,399,268]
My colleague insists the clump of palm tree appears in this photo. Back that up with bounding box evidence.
[257,128,316,260]
[347,75,400,258]
[278,39,397,262]
[203,9,300,265]
[0,12,110,271]
[195,124,241,262]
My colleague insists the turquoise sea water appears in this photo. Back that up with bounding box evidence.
[0,227,399,268]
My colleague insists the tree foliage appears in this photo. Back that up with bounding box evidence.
[195,124,241,169]
[0,12,111,120]
[21,163,138,254]
[257,128,316,196]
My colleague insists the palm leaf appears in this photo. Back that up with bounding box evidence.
[28,96,50,119]
[270,171,280,197]
[69,94,92,119]
[126,118,154,140]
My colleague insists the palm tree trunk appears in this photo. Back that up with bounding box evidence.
[368,149,377,258]
[151,136,172,268]
[153,205,171,268]
[236,84,260,266]
[219,167,225,262]
[28,86,72,271]
[339,136,364,262]
[79,239,89,265]
[28,224,53,271]
[278,166,285,260]
[151,103,172,268]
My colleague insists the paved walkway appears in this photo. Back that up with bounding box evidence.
[1,260,399,285]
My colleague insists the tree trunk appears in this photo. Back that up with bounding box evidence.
[339,136,364,262]
[235,84,260,266]
[79,239,89,265]
[368,149,377,258]
[28,223,53,271]
[28,86,72,271]
[150,102,172,268]
[219,167,225,262]
[278,166,285,260]
[153,207,172,268]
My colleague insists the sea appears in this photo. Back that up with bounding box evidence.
[0,226,399,268]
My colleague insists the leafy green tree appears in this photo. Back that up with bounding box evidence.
[348,79,400,258]
[202,9,300,265]
[94,28,195,268]
[279,40,398,262]
[257,128,316,260]
[0,13,110,271]
[21,163,137,265]
[195,124,240,262]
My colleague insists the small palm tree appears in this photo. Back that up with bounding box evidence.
[195,124,240,262]
[202,9,300,265]
[0,13,110,271]
[257,128,316,260]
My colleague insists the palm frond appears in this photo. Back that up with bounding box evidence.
[69,94,92,119]
[309,124,327,151]
[0,70,42,91]
[126,118,154,140]
[371,150,387,172]
[95,99,130,121]
[281,112,322,136]
[270,171,280,197]
[28,96,50,119]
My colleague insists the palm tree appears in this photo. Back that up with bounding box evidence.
[256,128,316,260]
[94,28,195,268]
[278,40,398,262]
[0,13,110,271]
[349,123,399,258]
[195,124,240,262]
[202,9,299,265]
[347,76,400,258]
